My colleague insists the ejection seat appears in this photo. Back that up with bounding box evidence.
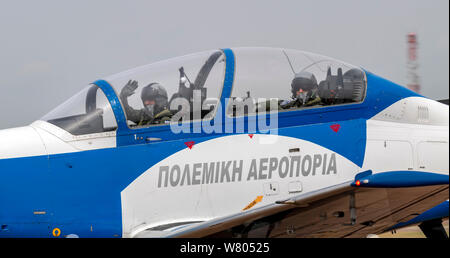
[318,68,366,106]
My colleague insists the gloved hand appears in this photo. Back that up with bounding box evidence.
[120,80,138,98]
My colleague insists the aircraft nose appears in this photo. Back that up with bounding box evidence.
[0,126,47,160]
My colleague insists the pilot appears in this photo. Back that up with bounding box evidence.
[120,80,172,126]
[280,71,321,109]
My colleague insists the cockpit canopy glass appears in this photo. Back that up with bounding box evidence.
[227,48,366,116]
[104,50,226,128]
[40,48,365,136]
[41,85,118,135]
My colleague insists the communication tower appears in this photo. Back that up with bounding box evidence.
[407,33,421,93]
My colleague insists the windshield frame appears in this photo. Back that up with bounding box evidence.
[40,84,119,137]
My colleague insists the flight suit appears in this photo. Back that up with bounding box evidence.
[280,95,321,110]
[124,106,173,126]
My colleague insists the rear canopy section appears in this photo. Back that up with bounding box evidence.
[228,47,366,116]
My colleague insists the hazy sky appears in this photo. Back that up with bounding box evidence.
[0,0,448,129]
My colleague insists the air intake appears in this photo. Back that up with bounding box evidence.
[417,105,429,123]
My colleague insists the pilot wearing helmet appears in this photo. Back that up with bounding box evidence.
[280,71,321,109]
[120,80,172,126]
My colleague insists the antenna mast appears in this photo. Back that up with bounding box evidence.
[407,33,421,93]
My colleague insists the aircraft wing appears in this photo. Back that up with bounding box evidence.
[133,181,354,238]
[133,170,449,238]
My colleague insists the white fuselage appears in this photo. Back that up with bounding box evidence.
[119,97,449,237]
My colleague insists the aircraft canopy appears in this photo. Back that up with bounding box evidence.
[40,48,366,136]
